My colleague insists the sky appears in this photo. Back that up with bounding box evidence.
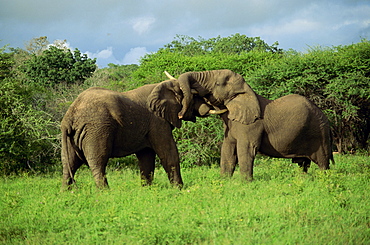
[1,0,369,67]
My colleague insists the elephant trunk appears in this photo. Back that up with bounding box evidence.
[177,71,216,118]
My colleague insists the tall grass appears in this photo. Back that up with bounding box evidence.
[1,155,369,244]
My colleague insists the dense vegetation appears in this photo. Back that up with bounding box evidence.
[1,155,369,244]
[0,34,369,175]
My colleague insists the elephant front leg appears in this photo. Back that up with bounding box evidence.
[150,128,183,188]
[136,148,156,186]
[220,136,237,177]
[161,153,183,188]
[237,143,258,182]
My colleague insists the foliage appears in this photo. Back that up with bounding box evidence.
[133,49,279,82]
[247,40,370,152]
[22,45,97,86]
[173,116,224,168]
[0,79,59,174]
[0,155,368,244]
[0,45,14,80]
[0,40,93,174]
[133,34,281,82]
[24,36,49,55]
[163,33,282,55]
[104,63,139,90]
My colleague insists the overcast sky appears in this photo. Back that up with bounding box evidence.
[1,0,369,67]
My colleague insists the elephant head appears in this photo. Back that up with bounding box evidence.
[167,70,261,125]
[147,79,213,128]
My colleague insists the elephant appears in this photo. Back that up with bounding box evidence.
[61,79,215,189]
[166,70,333,181]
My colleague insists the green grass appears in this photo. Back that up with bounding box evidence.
[1,154,369,244]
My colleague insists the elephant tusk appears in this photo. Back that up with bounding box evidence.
[209,109,228,115]
[191,89,199,94]
[164,71,176,80]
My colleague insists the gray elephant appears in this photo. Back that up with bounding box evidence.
[61,79,213,189]
[167,70,333,181]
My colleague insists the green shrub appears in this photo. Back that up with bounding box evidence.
[0,80,59,174]
[247,40,370,152]
[22,46,97,87]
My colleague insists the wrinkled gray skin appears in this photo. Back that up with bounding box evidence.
[61,79,212,189]
[175,69,333,181]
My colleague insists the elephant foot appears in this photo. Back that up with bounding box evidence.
[292,157,311,173]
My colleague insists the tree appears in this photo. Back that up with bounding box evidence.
[162,33,282,55]
[23,45,97,86]
[0,44,14,80]
[25,36,49,55]
[133,34,280,82]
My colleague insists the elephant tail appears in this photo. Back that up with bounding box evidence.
[329,128,336,165]
[61,123,87,186]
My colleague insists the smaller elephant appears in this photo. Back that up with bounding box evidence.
[166,70,334,181]
[61,79,213,189]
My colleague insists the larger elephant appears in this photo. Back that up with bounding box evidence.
[61,79,213,189]
[167,70,333,181]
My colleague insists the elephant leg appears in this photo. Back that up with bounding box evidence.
[61,141,84,189]
[220,136,237,177]
[292,157,311,173]
[237,142,258,182]
[62,160,82,188]
[136,148,156,186]
[311,149,331,170]
[235,122,262,182]
[87,156,109,189]
[62,160,83,189]
[151,134,183,187]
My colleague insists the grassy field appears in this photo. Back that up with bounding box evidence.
[0,154,369,244]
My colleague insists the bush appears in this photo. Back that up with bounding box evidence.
[173,116,224,168]
[22,46,97,87]
[247,40,370,152]
[0,80,59,174]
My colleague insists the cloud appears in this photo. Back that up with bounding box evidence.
[86,47,113,60]
[122,47,148,64]
[131,17,156,35]
[85,47,120,67]
[84,47,148,67]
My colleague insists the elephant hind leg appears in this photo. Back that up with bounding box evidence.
[292,157,311,173]
[87,156,109,189]
[312,153,331,170]
[136,148,156,186]
[62,139,84,190]
[62,158,83,190]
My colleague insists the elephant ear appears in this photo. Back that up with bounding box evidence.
[226,90,261,125]
[147,80,182,128]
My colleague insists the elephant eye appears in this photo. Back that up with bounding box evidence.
[216,80,225,86]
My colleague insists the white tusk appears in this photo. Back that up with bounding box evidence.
[209,109,228,115]
[164,71,176,80]
[191,89,199,94]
